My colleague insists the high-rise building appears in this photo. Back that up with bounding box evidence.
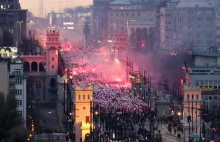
[161,0,215,50]
[0,0,27,46]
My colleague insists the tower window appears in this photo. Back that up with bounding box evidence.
[52,65,54,68]
[88,95,90,100]
[192,95,194,99]
[86,116,90,123]
[78,95,80,100]
[52,57,54,61]
[83,95,85,99]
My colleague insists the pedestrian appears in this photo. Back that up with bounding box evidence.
[174,128,177,135]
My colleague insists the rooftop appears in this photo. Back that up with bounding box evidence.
[192,47,220,57]
[176,0,213,8]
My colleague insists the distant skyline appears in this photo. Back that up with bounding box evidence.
[20,0,92,17]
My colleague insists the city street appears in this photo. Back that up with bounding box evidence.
[159,124,183,142]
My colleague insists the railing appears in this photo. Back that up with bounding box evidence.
[20,53,46,57]
[23,72,46,76]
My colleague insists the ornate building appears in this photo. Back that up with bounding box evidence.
[20,30,59,103]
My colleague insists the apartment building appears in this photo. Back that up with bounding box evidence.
[161,0,215,50]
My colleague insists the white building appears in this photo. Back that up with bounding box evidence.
[9,59,27,127]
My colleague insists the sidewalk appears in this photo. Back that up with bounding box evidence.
[159,124,183,142]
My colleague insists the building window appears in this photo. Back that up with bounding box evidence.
[196,94,198,99]
[36,81,41,88]
[83,95,85,100]
[187,94,189,99]
[86,116,90,123]
[17,100,22,106]
[78,95,80,100]
[88,95,90,100]
[209,96,212,100]
[188,18,193,22]
[15,89,22,95]
[83,107,86,110]
[52,65,54,68]
[52,57,54,61]
[197,18,202,22]
[16,79,22,84]
[14,69,21,76]
[17,111,22,118]
[192,95,194,99]
[197,40,203,45]
[188,10,194,15]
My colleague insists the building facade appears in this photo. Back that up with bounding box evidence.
[9,59,27,127]
[107,0,155,41]
[0,0,27,46]
[0,62,9,96]
[162,0,215,50]
[20,30,59,103]
[74,85,93,142]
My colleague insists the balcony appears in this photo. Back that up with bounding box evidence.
[24,71,46,76]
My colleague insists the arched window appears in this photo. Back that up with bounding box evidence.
[36,81,41,88]
[196,94,199,99]
[187,94,189,99]
[39,62,45,72]
[83,95,85,99]
[50,78,56,87]
[23,61,30,72]
[31,61,38,72]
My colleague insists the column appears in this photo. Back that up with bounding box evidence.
[29,62,31,72]
[37,62,39,72]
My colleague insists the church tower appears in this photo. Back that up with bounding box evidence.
[45,30,60,48]
[74,85,93,142]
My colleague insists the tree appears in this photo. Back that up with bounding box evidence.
[20,38,43,53]
[0,92,28,142]
[83,21,91,49]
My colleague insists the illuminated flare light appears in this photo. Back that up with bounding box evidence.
[116,78,121,82]
[92,68,96,72]
[73,71,77,75]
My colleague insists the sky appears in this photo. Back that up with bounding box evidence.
[20,0,92,17]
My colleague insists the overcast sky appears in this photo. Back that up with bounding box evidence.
[20,0,92,16]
